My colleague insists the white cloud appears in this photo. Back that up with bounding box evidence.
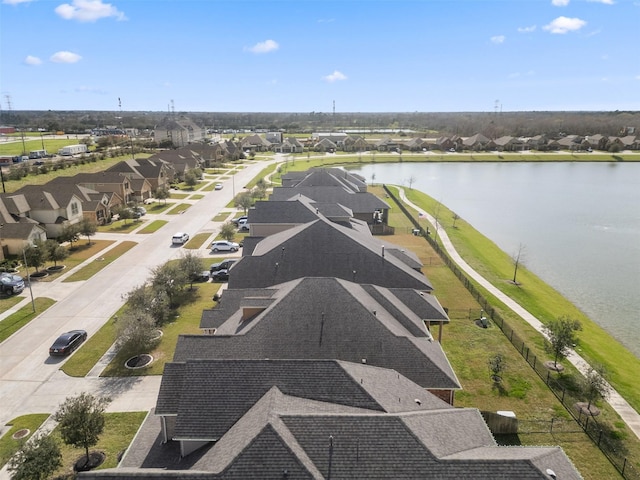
[50,51,82,63]
[323,70,347,83]
[24,55,42,66]
[543,16,586,34]
[246,40,279,54]
[636,75,640,80]
[2,0,33,4]
[518,25,536,33]
[75,86,107,94]
[55,0,126,22]
[491,35,505,44]
[551,0,570,6]
[587,0,614,4]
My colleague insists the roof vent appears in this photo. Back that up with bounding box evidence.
[545,469,556,479]
[361,358,367,364]
[381,245,385,257]
[415,399,422,405]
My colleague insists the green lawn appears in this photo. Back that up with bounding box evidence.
[165,203,191,214]
[0,298,57,342]
[0,414,51,467]
[62,242,137,283]
[50,411,148,477]
[137,220,168,234]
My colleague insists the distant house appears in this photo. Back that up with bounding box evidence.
[108,158,174,192]
[274,136,304,154]
[313,137,337,152]
[240,134,272,153]
[49,173,132,208]
[154,115,205,147]
[342,134,370,152]
[462,133,491,151]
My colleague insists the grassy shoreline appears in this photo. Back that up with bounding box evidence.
[397,186,640,414]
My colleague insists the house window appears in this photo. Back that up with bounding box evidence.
[71,202,79,215]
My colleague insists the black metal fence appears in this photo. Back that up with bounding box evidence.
[384,185,639,480]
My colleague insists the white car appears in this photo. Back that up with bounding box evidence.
[172,232,190,245]
[210,240,240,252]
[215,183,223,190]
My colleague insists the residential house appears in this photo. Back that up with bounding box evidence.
[146,150,201,183]
[342,134,371,152]
[313,137,337,152]
[0,195,47,259]
[581,134,608,151]
[229,217,432,291]
[462,133,491,151]
[239,134,272,153]
[434,136,455,151]
[274,137,304,154]
[78,359,582,479]
[49,173,131,210]
[186,276,455,397]
[527,135,548,151]
[107,158,174,192]
[12,184,86,238]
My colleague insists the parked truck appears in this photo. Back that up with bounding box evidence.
[58,144,88,156]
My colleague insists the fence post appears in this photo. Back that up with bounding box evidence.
[598,430,603,447]
[561,388,565,403]
[550,417,554,434]
[532,356,536,369]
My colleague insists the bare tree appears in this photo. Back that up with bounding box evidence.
[488,354,506,383]
[407,175,417,190]
[452,213,460,228]
[511,243,526,285]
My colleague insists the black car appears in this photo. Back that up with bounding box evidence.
[210,259,237,272]
[210,269,230,282]
[49,330,87,356]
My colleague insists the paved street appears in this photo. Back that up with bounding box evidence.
[0,158,275,441]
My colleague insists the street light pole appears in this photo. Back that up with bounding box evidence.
[22,247,36,313]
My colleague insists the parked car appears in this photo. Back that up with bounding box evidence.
[215,183,223,190]
[210,258,237,272]
[238,219,250,232]
[49,330,87,356]
[231,216,247,226]
[210,240,240,252]
[172,232,190,245]
[0,272,25,295]
[210,269,230,282]
[195,270,211,282]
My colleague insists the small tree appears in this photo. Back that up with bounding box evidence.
[179,250,205,289]
[151,262,187,307]
[115,310,158,354]
[488,354,506,383]
[44,239,69,267]
[544,316,582,369]
[23,242,46,273]
[234,191,253,214]
[78,218,97,244]
[115,205,134,224]
[251,183,267,200]
[184,170,198,189]
[54,392,111,469]
[59,223,80,250]
[8,433,62,480]
[219,221,237,242]
[581,364,609,413]
[124,284,172,326]
[154,186,170,205]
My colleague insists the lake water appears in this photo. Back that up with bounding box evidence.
[348,162,640,358]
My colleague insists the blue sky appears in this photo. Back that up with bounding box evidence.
[1,0,639,112]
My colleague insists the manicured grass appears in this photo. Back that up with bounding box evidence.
[0,298,56,342]
[379,190,633,479]
[144,202,173,214]
[189,193,205,199]
[184,232,212,250]
[400,186,640,415]
[165,203,191,214]
[168,192,189,199]
[137,220,168,234]
[97,219,145,233]
[213,213,230,222]
[50,411,148,477]
[0,414,50,467]
[62,314,119,377]
[0,295,22,317]
[100,282,220,377]
[62,241,137,283]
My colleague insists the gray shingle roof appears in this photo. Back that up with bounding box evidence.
[228,217,432,291]
[188,277,458,390]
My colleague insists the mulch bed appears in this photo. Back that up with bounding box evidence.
[73,451,106,472]
[125,354,153,369]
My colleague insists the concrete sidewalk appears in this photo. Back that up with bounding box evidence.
[398,188,640,441]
